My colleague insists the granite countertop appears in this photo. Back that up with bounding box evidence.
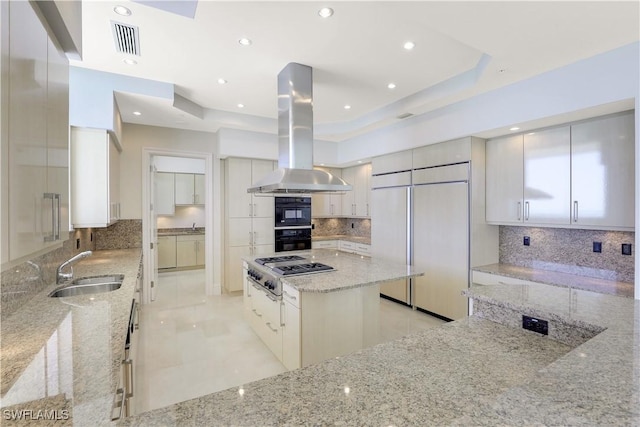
[244,249,421,293]
[0,249,143,426]
[122,279,639,426]
[157,228,205,236]
[312,235,371,245]
[474,263,634,298]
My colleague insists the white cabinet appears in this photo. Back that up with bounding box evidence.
[157,235,176,269]
[176,234,205,268]
[341,164,371,217]
[312,167,342,217]
[371,150,412,175]
[71,127,121,228]
[227,158,275,218]
[570,112,635,230]
[487,114,634,230]
[175,173,205,205]
[155,172,175,215]
[281,284,301,370]
[486,126,571,226]
[312,240,338,249]
[3,1,70,264]
[225,158,276,292]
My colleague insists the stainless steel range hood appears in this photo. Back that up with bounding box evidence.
[248,63,352,194]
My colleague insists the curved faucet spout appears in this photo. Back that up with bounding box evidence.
[57,251,93,284]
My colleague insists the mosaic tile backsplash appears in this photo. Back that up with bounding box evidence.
[499,226,634,283]
[312,218,371,238]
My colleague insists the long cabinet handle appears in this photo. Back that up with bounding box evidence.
[524,201,530,221]
[253,204,257,216]
[366,203,369,217]
[573,201,579,222]
[517,201,522,221]
[280,301,285,327]
[249,203,253,217]
[266,322,278,333]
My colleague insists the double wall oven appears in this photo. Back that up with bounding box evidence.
[274,196,312,252]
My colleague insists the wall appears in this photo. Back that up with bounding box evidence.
[499,226,634,283]
[157,206,205,229]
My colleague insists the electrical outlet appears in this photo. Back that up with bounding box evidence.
[622,243,632,256]
[593,241,602,253]
[76,238,80,250]
[351,223,354,229]
[523,236,530,246]
[523,315,548,335]
[90,232,93,242]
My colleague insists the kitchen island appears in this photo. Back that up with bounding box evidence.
[122,278,640,426]
[243,249,424,369]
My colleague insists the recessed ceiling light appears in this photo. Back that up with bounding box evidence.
[237,103,245,108]
[403,41,416,50]
[344,105,351,110]
[238,38,252,46]
[133,111,142,116]
[114,5,131,16]
[510,127,520,131]
[357,160,363,164]
[318,7,334,18]
[527,132,536,135]
[123,58,137,65]
[387,83,397,89]
[498,69,507,73]
[218,78,227,85]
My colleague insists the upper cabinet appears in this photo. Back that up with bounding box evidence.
[70,127,121,228]
[3,1,70,264]
[341,164,371,217]
[175,173,205,205]
[486,112,634,230]
[312,167,343,217]
[155,172,175,215]
[570,112,635,229]
[227,158,275,218]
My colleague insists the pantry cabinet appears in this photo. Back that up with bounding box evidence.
[225,158,277,292]
[175,173,205,205]
[570,112,635,229]
[312,167,343,217]
[2,0,70,264]
[341,164,371,217]
[486,113,634,230]
[70,127,121,228]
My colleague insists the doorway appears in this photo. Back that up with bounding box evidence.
[142,148,220,304]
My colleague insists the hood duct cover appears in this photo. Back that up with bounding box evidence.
[248,63,352,194]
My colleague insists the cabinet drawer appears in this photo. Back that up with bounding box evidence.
[339,241,356,252]
[355,244,370,256]
[312,240,338,249]
[282,284,300,308]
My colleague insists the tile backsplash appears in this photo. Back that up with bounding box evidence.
[312,218,371,238]
[499,226,634,283]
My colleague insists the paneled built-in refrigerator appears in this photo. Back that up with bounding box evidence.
[372,163,470,320]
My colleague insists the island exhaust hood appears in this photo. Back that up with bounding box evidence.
[247,63,352,194]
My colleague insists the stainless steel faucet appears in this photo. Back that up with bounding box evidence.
[56,251,92,284]
[192,222,196,231]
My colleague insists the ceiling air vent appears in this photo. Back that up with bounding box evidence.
[111,21,140,56]
[397,113,414,120]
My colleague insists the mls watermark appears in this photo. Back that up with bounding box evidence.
[2,409,70,421]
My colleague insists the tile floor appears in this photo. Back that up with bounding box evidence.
[134,269,445,414]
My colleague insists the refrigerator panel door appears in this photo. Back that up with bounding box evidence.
[413,182,469,320]
[371,186,409,304]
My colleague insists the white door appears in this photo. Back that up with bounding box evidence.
[149,160,159,301]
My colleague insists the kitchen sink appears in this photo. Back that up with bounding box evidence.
[49,274,124,298]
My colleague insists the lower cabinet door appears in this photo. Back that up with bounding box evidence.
[157,236,176,269]
[282,299,300,370]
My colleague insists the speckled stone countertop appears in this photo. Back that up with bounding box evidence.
[157,228,205,236]
[464,283,640,425]
[0,249,142,426]
[312,235,371,245]
[474,262,634,298]
[244,249,420,293]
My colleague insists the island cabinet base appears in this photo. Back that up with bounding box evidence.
[244,274,380,370]
[298,284,380,368]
